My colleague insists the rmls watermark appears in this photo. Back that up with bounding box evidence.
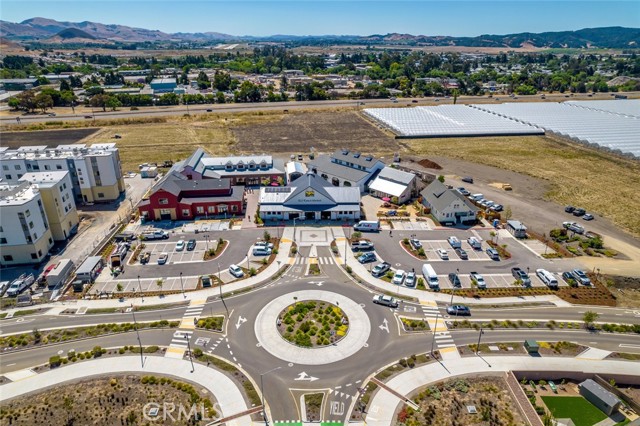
[143,402,222,422]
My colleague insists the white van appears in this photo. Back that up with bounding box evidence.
[422,264,439,290]
[354,221,381,232]
[469,193,484,201]
[536,269,558,288]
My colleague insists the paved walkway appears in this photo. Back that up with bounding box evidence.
[0,356,254,426]
[364,356,638,426]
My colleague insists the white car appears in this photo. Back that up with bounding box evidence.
[405,272,416,287]
[392,270,406,285]
[229,264,244,278]
[436,248,449,260]
[255,241,274,250]
[157,253,169,265]
[175,240,185,251]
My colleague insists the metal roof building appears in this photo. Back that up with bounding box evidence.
[579,379,621,416]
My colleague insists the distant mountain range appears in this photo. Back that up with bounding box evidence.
[1,17,638,48]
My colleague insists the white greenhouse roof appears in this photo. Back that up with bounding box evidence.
[472,101,640,158]
[363,105,544,138]
[368,177,407,197]
[566,99,640,118]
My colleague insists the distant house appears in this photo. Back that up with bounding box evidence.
[307,149,385,193]
[150,78,177,94]
[174,148,286,186]
[137,171,244,221]
[420,180,478,225]
[579,379,621,416]
[368,166,419,204]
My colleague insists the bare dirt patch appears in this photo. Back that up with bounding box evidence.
[602,274,640,308]
[1,128,100,148]
[0,374,217,426]
[417,158,443,170]
[231,110,399,154]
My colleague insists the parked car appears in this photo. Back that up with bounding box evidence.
[455,248,468,260]
[141,230,169,240]
[409,239,422,250]
[229,264,244,278]
[447,305,470,316]
[469,272,486,289]
[186,239,196,251]
[536,268,558,288]
[405,272,416,287]
[582,213,594,221]
[436,248,449,260]
[562,271,576,285]
[572,208,586,217]
[486,248,500,260]
[447,236,461,249]
[467,237,482,250]
[456,187,470,196]
[491,204,504,212]
[358,252,377,264]
[448,272,461,288]
[373,294,398,308]
[511,267,531,286]
[157,253,169,265]
[253,247,272,256]
[371,262,391,277]
[462,177,474,184]
[571,269,592,286]
[175,240,186,251]
[392,270,406,285]
[255,241,275,250]
[352,240,375,251]
[565,205,575,213]
[568,223,585,234]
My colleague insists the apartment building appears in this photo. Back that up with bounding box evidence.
[0,143,125,203]
[19,171,79,241]
[0,182,54,266]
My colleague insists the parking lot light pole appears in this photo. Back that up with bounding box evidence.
[260,366,282,425]
[205,234,209,251]
[218,263,228,314]
[185,333,195,373]
[180,272,185,298]
[137,275,144,303]
[247,250,250,271]
[131,304,144,367]
[475,327,484,355]
[450,268,459,306]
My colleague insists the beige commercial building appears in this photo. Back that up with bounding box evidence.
[19,171,79,241]
[0,182,54,266]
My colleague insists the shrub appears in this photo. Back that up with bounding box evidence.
[49,355,62,368]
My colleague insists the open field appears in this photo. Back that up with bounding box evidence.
[0,374,217,426]
[1,128,100,148]
[540,396,608,426]
[231,110,398,154]
[405,134,640,238]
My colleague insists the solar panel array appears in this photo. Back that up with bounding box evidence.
[566,99,640,118]
[472,101,640,158]
[363,105,544,137]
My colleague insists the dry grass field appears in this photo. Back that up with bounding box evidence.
[405,134,640,237]
[1,128,100,148]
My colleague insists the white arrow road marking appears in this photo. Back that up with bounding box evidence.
[235,316,247,329]
[379,318,389,333]
[308,281,324,286]
[294,372,319,382]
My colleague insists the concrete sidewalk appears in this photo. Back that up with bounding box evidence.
[2,227,295,316]
[332,226,571,307]
[365,356,638,426]
[0,355,254,426]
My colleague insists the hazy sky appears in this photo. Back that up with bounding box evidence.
[2,1,639,36]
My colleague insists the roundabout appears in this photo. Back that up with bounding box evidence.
[254,289,371,365]
[277,300,349,347]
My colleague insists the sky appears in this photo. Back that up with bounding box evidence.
[1,1,639,37]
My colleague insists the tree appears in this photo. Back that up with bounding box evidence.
[105,96,122,111]
[16,90,37,112]
[583,310,600,329]
[59,79,71,91]
[437,175,445,183]
[35,92,53,113]
[503,205,513,221]
[89,94,109,111]
[263,230,271,242]
[7,97,20,110]
[116,283,123,292]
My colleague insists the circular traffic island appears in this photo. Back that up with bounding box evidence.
[277,301,349,347]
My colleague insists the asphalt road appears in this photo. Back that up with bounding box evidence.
[2,247,639,423]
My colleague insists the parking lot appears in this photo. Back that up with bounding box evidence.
[92,275,199,295]
[138,239,215,265]
[416,240,489,261]
[434,272,570,290]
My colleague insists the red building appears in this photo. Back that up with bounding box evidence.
[138,172,245,221]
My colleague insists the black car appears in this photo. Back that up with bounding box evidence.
[562,271,576,286]
[409,238,422,250]
[448,272,461,288]
[455,248,468,260]
[572,208,586,217]
[186,239,197,251]
[462,176,474,184]
[447,305,471,316]
[565,206,575,213]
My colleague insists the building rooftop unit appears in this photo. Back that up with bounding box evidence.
[18,171,69,188]
[0,181,39,206]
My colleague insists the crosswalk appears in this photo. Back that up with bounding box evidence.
[420,304,440,319]
[419,302,457,351]
[291,256,335,265]
[166,300,206,359]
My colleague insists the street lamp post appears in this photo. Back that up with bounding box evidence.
[218,263,228,314]
[293,217,297,242]
[131,304,144,367]
[137,275,144,303]
[260,366,282,424]
[450,268,459,306]
[180,272,185,298]
[430,311,439,356]
[205,234,209,251]
[247,250,251,271]
[185,333,195,373]
[475,327,484,355]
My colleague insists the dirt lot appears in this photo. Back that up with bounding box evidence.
[401,377,526,426]
[1,128,100,148]
[603,275,640,308]
[404,134,640,240]
[0,374,217,425]
[231,110,399,154]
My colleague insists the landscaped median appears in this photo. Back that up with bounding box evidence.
[277,301,349,347]
[0,320,180,351]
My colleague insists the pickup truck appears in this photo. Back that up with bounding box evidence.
[140,230,169,240]
[351,240,374,251]
[511,267,531,287]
